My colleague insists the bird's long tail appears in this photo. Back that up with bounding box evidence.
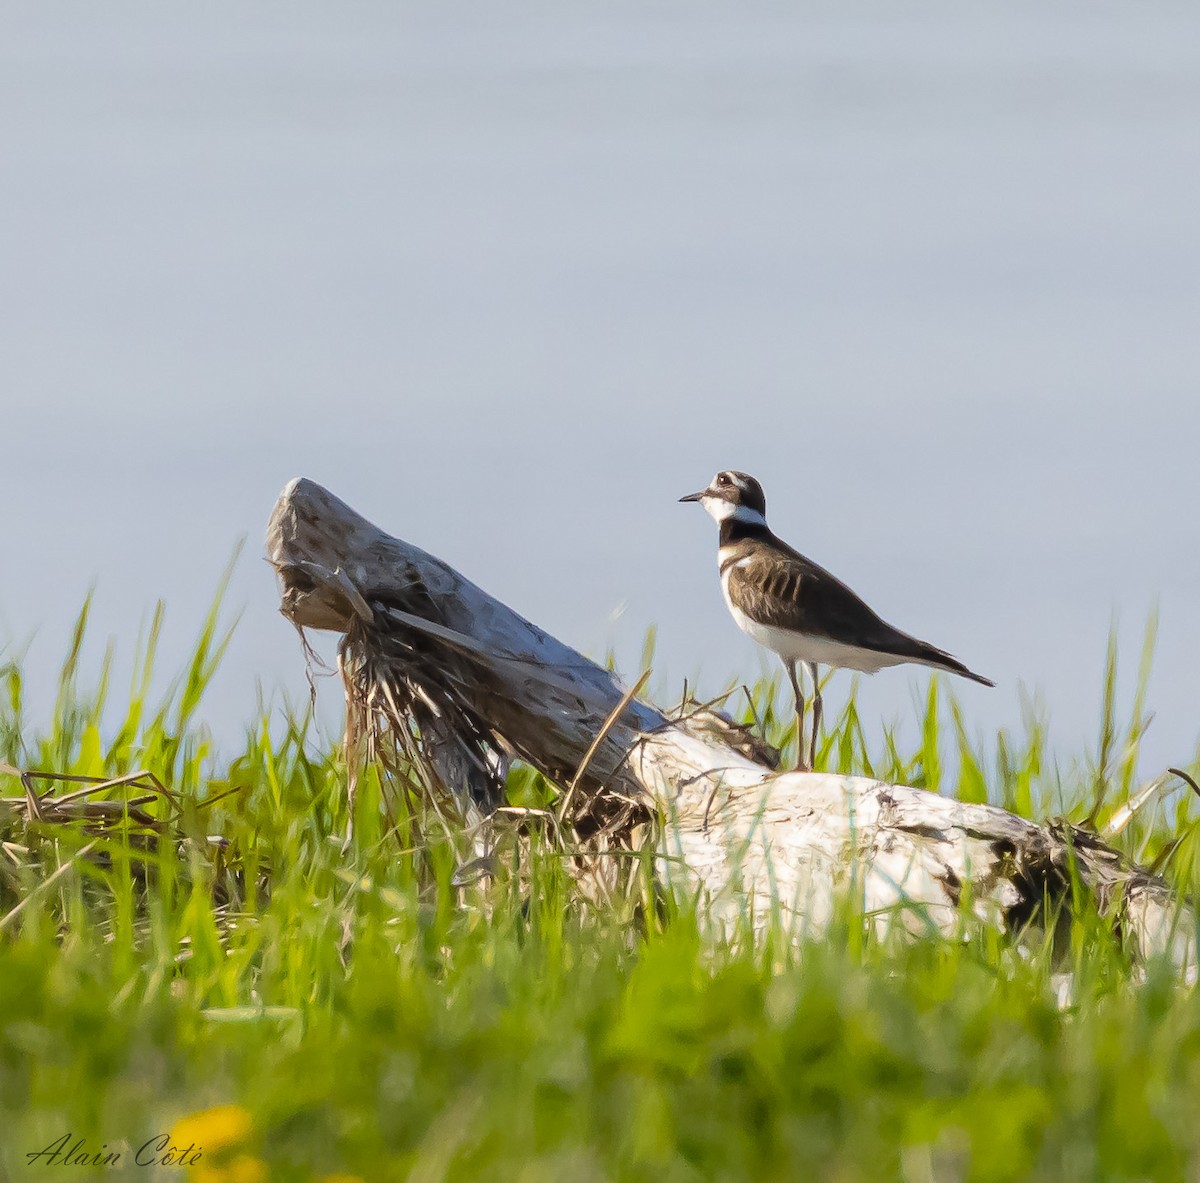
[910,640,995,687]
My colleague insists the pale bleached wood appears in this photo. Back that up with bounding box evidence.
[266,478,1194,968]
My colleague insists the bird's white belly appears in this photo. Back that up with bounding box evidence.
[720,569,900,673]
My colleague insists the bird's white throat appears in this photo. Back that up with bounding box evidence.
[702,498,767,527]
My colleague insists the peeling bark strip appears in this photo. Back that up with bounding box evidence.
[267,478,1194,966]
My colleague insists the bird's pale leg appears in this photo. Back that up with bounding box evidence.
[807,661,822,771]
[785,660,809,772]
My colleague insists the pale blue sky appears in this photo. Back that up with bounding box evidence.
[2,1,1198,774]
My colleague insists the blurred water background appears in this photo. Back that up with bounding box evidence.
[2,1,1197,772]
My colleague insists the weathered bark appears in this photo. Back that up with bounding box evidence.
[266,478,1194,968]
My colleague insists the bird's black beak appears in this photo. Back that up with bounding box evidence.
[679,490,707,503]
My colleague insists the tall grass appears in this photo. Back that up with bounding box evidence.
[1,588,1199,1182]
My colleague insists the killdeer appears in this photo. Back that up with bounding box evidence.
[681,470,994,771]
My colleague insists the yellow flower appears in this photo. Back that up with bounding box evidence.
[189,1170,226,1183]
[189,1155,268,1183]
[171,1104,254,1156]
[221,1155,269,1183]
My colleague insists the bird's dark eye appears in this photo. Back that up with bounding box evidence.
[715,473,730,486]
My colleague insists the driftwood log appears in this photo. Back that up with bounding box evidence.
[267,478,1194,968]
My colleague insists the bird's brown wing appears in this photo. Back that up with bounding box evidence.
[726,544,900,647]
[726,541,995,685]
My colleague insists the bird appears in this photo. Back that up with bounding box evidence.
[680,469,994,772]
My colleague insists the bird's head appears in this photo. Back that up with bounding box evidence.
[679,470,768,526]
